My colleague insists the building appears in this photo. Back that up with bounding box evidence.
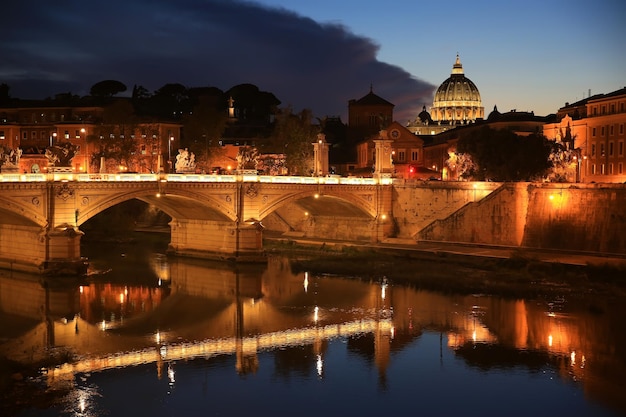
[0,100,182,174]
[429,54,484,125]
[543,87,626,183]
[347,86,394,145]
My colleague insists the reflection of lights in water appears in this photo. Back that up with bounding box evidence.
[316,354,323,377]
[101,320,106,331]
[150,254,170,284]
[48,319,394,378]
[79,286,83,293]
[119,293,124,304]
[390,326,395,339]
[381,277,388,300]
[571,351,576,365]
[548,334,553,347]
[168,363,175,384]
[155,332,161,344]
[314,306,319,323]
[304,272,309,293]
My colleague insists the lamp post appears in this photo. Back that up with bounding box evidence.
[80,128,87,173]
[168,136,174,173]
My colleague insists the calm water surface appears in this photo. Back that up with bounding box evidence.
[1,238,625,416]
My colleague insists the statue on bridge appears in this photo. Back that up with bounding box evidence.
[0,146,22,173]
[236,146,259,173]
[175,148,197,173]
[45,142,79,168]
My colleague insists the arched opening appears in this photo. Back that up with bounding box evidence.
[260,193,376,242]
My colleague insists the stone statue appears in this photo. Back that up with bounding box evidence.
[174,148,196,173]
[236,146,259,170]
[46,142,79,167]
[0,146,22,172]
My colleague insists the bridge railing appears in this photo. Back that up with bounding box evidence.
[0,172,390,185]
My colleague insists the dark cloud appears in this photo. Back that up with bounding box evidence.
[2,0,434,122]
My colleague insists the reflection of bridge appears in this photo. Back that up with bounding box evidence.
[47,318,393,383]
[0,173,393,274]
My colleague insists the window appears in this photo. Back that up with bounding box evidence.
[600,143,605,156]
[397,150,406,162]
[620,124,624,135]
[610,126,614,136]
[591,164,596,174]
[0,131,4,140]
[619,163,623,174]
[141,144,147,155]
[64,130,69,139]
[32,131,36,139]
[619,141,624,156]
[23,132,27,140]
[601,127,605,136]
[611,104,615,113]
[592,127,596,137]
[601,164,605,174]
[602,105,606,114]
[593,107,597,116]
[609,142,614,156]
[411,150,419,161]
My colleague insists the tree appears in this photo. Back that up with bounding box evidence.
[267,107,318,175]
[90,80,128,98]
[89,100,139,172]
[182,96,228,172]
[0,83,10,104]
[456,126,553,181]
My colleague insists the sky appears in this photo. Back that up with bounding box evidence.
[2,0,624,123]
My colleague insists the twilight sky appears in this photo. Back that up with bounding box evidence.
[2,0,624,123]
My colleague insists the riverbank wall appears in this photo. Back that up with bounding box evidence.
[395,182,626,255]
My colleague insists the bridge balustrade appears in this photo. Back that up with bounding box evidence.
[0,173,387,185]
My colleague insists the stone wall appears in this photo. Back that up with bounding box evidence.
[402,182,626,255]
[391,181,501,239]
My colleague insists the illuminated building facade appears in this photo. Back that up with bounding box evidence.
[430,54,484,124]
[543,87,626,183]
[0,103,182,174]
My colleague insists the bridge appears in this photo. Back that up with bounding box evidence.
[0,172,393,274]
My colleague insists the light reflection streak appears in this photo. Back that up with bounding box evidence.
[316,354,323,377]
[48,319,393,379]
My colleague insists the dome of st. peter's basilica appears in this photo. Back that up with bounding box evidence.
[431,54,484,124]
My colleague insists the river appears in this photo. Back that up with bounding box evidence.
[1,234,625,416]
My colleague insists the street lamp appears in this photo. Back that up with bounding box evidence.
[168,136,174,173]
[80,128,87,173]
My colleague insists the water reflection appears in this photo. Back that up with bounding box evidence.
[1,248,625,416]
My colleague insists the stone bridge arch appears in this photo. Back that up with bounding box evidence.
[0,178,392,275]
[74,182,238,226]
[250,183,392,242]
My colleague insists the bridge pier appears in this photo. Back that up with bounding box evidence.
[0,223,86,275]
[45,224,88,275]
[168,219,264,262]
